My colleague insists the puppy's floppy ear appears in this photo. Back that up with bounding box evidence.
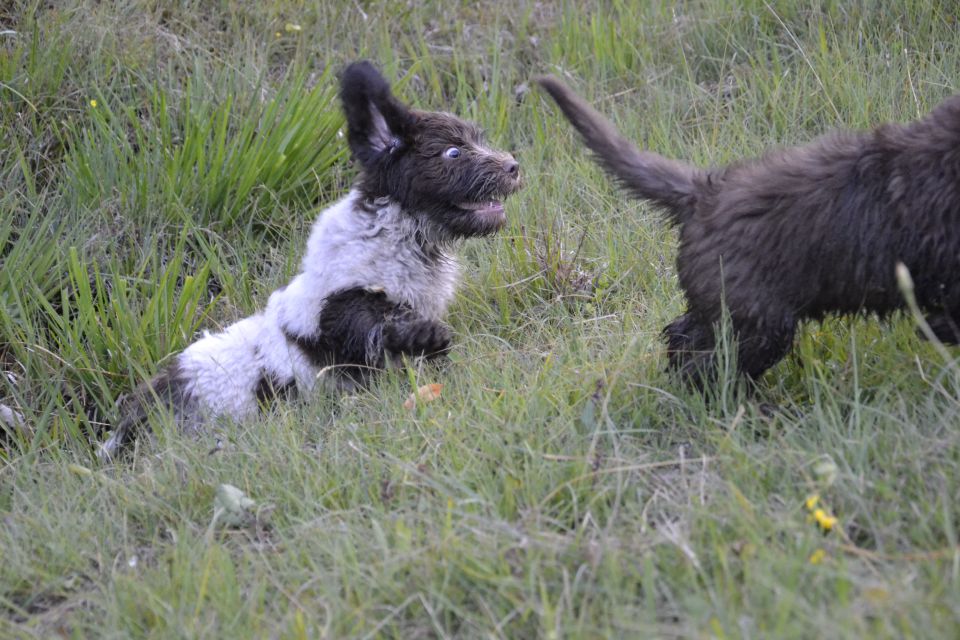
[340,61,416,167]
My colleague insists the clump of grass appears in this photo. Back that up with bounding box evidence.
[2,31,346,450]
[1,228,215,447]
[64,67,345,230]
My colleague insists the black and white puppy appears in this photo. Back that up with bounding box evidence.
[101,61,521,457]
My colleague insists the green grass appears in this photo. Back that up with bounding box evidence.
[2,0,960,637]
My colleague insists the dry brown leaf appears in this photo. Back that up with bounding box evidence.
[404,383,443,410]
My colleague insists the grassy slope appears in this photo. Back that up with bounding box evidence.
[2,0,959,637]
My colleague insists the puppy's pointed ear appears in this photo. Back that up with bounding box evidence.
[340,61,415,167]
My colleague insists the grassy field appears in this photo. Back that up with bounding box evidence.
[2,0,960,637]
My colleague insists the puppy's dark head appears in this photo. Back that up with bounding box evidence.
[340,61,521,239]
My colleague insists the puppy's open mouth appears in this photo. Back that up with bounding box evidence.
[456,200,507,226]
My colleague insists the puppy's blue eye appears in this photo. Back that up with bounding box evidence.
[444,147,461,159]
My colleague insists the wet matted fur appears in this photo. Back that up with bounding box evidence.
[538,75,960,385]
[101,61,521,457]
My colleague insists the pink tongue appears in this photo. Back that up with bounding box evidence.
[459,201,504,215]
[477,202,504,215]
[457,201,506,227]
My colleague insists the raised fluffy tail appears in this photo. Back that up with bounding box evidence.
[536,75,699,224]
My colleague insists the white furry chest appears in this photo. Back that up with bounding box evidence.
[272,192,461,337]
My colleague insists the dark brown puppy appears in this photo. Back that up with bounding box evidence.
[538,75,960,383]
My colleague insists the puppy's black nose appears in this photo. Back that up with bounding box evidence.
[504,159,520,175]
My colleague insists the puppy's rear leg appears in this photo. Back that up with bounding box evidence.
[99,365,192,461]
[664,313,716,387]
[735,313,797,380]
[665,311,796,385]
[921,310,960,344]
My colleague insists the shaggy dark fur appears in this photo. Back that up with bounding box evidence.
[538,75,960,383]
[111,361,197,445]
[283,287,452,386]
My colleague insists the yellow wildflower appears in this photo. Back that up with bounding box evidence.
[89,99,98,108]
[275,31,281,38]
[804,494,819,511]
[809,548,827,564]
[813,508,838,532]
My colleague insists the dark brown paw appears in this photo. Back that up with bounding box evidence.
[383,319,452,358]
[921,312,960,345]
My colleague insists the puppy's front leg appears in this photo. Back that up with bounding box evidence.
[310,288,450,384]
[382,314,452,360]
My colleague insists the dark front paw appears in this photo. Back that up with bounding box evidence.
[922,312,960,345]
[383,319,452,358]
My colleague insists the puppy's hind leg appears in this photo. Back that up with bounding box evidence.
[664,312,717,387]
[921,309,960,345]
[734,312,797,381]
[664,309,796,386]
[99,363,195,461]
